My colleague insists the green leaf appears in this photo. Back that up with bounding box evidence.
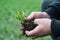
[16,11,26,20]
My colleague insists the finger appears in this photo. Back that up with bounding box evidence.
[25,30,36,37]
[25,12,35,21]
[25,30,37,37]
[34,19,41,25]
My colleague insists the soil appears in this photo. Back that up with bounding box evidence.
[21,19,37,36]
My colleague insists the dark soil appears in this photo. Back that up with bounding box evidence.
[21,19,37,36]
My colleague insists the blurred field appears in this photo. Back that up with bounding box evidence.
[0,0,51,40]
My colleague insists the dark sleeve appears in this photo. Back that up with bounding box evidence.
[51,19,60,37]
[45,1,60,19]
[44,1,60,37]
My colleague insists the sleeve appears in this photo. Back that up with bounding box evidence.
[51,18,60,37]
[45,1,60,19]
[44,0,60,37]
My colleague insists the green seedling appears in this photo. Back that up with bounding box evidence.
[16,11,26,20]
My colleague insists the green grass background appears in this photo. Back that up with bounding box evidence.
[0,0,52,40]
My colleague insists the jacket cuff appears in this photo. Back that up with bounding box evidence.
[51,18,60,37]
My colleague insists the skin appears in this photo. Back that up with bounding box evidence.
[21,12,52,39]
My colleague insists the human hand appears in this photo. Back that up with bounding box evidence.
[25,12,50,21]
[25,18,52,39]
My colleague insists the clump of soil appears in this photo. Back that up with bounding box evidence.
[21,19,37,36]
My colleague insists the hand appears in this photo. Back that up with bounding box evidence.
[25,18,52,39]
[26,12,50,20]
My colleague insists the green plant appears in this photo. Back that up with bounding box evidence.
[16,11,26,20]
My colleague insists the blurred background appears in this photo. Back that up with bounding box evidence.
[0,0,51,40]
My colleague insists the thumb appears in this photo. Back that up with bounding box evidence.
[34,19,41,25]
[25,30,35,37]
[25,13,35,21]
[25,31,32,37]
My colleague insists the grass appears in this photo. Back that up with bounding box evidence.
[0,0,52,40]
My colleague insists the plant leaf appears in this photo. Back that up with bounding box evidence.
[16,11,25,20]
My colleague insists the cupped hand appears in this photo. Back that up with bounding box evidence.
[25,18,52,39]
